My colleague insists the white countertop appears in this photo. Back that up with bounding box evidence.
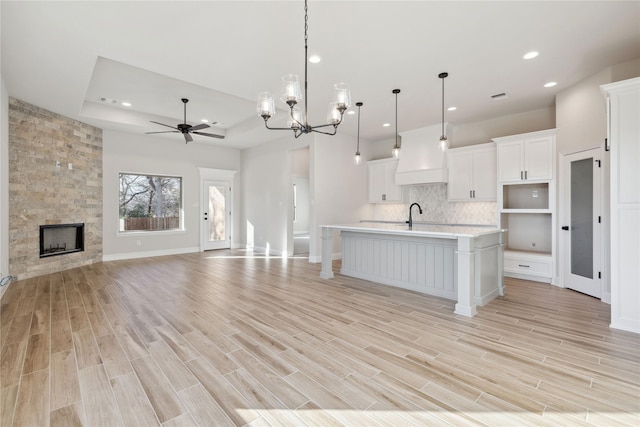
[322,222,504,238]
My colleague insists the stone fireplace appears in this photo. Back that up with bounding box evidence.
[8,98,103,280]
[39,223,84,258]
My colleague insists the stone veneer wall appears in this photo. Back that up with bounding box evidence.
[8,98,102,279]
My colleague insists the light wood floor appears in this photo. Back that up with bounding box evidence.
[1,250,639,426]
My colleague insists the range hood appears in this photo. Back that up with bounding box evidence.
[395,123,449,185]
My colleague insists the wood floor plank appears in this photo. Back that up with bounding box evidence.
[72,328,103,369]
[0,384,19,427]
[186,356,261,426]
[22,332,49,374]
[50,402,85,427]
[148,338,199,391]
[131,355,186,423]
[50,349,81,410]
[95,333,132,379]
[110,371,161,426]
[0,339,28,387]
[78,364,124,426]
[12,369,49,427]
[177,384,235,427]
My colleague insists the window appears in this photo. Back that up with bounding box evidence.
[119,173,182,232]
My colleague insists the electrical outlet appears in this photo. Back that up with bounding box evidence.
[531,242,536,248]
[136,240,141,246]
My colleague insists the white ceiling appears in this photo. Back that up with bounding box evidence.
[2,1,639,149]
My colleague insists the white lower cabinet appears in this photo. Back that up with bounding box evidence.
[368,158,407,203]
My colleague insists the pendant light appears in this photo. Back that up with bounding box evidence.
[392,89,401,158]
[354,102,363,165]
[438,72,449,151]
[256,0,350,138]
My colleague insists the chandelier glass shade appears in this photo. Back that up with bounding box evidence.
[257,0,350,138]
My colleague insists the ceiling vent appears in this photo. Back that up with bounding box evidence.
[491,92,508,100]
[98,97,119,105]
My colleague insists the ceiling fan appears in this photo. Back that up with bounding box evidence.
[146,98,224,143]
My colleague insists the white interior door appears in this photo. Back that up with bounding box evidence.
[561,148,602,297]
[202,180,231,251]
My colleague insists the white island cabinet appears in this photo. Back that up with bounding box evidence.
[320,223,505,317]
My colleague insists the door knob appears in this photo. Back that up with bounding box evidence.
[204,213,208,221]
[562,226,569,230]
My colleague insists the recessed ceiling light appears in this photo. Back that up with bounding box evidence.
[523,51,539,60]
[448,106,457,111]
[544,81,557,88]
[383,123,391,127]
[347,110,355,115]
[201,119,209,123]
[309,55,321,64]
[121,101,132,107]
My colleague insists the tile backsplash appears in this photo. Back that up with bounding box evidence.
[370,183,497,225]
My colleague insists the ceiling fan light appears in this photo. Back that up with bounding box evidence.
[280,74,302,105]
[257,92,275,118]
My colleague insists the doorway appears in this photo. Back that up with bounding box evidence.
[560,147,602,298]
[292,176,310,256]
[202,180,231,251]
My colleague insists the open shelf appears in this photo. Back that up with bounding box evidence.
[502,182,549,210]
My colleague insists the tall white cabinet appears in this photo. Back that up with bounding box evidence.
[601,78,640,333]
[493,129,557,283]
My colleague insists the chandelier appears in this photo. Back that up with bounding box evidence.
[256,0,351,138]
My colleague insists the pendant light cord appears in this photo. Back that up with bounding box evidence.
[357,103,361,152]
[395,90,398,148]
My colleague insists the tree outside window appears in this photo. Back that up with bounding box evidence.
[119,173,182,231]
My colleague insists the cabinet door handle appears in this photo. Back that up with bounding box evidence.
[518,264,530,268]
[472,190,476,198]
[520,171,523,180]
[562,226,569,230]
[382,194,386,201]
[470,190,473,198]
[525,170,528,180]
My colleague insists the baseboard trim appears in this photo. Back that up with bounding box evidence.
[103,247,199,262]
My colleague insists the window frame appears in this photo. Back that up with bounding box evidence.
[118,172,184,234]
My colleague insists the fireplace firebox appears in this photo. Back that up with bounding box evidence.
[39,223,84,258]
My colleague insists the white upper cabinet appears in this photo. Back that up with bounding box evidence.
[368,158,407,203]
[494,129,556,183]
[447,143,496,201]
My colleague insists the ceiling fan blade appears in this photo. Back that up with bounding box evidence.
[145,131,179,135]
[150,120,178,130]
[189,123,210,131]
[184,133,193,143]
[193,131,225,139]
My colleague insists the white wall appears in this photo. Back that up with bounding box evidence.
[241,137,304,256]
[102,130,241,260]
[310,133,373,260]
[0,75,10,299]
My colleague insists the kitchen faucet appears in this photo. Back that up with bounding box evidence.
[407,203,422,229]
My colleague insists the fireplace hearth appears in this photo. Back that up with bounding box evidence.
[39,223,84,258]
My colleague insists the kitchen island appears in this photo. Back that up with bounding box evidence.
[320,223,505,317]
